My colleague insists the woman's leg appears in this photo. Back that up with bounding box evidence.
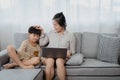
[6,45,34,69]
[56,58,66,80]
[43,58,55,80]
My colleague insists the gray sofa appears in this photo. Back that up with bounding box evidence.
[0,32,120,80]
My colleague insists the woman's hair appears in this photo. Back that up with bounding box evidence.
[53,12,67,30]
[28,26,41,36]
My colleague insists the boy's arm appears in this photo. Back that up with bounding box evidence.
[18,40,27,53]
[18,40,31,57]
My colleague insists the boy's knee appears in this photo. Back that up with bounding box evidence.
[7,45,14,52]
[33,57,40,65]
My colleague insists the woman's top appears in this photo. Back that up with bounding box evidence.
[39,30,76,55]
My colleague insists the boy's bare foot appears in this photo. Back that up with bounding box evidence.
[3,63,34,69]
[3,63,16,69]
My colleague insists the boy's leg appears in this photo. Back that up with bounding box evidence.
[3,57,40,68]
[3,62,18,69]
[7,45,34,69]
[22,57,40,66]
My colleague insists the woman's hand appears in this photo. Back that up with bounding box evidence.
[66,50,71,60]
[34,26,44,35]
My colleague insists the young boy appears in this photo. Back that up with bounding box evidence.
[3,26,41,69]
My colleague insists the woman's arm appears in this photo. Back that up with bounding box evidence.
[66,33,76,59]
[69,33,76,55]
[35,26,49,47]
[39,33,49,47]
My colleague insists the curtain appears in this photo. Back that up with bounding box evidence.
[0,0,120,49]
[0,0,120,32]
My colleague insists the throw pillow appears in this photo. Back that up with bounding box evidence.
[66,53,84,66]
[97,35,120,64]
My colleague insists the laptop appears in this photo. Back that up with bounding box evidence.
[41,47,67,59]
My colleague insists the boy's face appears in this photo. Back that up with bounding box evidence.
[28,33,40,43]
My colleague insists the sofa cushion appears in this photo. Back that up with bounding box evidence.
[73,33,82,53]
[81,32,99,58]
[66,53,83,66]
[80,58,119,67]
[97,35,120,64]
[14,33,28,49]
[65,59,120,76]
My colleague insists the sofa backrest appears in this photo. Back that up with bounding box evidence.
[14,32,118,59]
[73,32,82,53]
[14,33,28,49]
[81,32,99,58]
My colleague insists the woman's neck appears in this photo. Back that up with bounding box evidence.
[58,29,65,35]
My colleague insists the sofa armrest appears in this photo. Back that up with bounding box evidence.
[0,49,9,67]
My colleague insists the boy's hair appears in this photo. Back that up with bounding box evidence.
[28,26,41,36]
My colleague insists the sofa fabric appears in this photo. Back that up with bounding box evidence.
[14,33,28,49]
[66,59,120,76]
[97,35,120,64]
[73,32,82,53]
[81,32,99,58]
[0,49,9,66]
[67,77,120,80]
[66,53,83,66]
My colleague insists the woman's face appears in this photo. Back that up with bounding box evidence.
[53,20,64,33]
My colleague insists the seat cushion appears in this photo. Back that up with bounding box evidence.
[65,59,120,76]
[80,58,120,67]
[97,35,120,64]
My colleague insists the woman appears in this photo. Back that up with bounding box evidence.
[39,12,76,80]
